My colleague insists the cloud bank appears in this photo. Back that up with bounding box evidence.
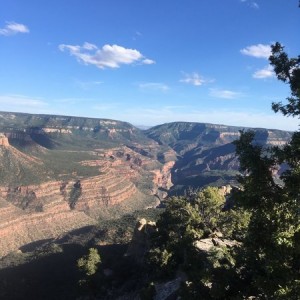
[59,42,155,69]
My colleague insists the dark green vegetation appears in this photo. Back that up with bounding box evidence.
[231,42,300,299]
[145,187,249,299]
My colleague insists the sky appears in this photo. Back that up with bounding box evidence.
[0,0,299,131]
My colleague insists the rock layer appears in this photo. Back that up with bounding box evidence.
[0,197,96,257]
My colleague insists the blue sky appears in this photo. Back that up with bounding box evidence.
[0,0,299,130]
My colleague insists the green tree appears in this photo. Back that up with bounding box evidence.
[77,247,101,276]
[146,187,248,299]
[147,195,204,278]
[232,43,300,299]
[269,42,300,116]
[146,43,300,299]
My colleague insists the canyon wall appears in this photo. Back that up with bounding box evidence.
[0,144,164,257]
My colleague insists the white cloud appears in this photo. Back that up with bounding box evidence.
[0,22,29,36]
[142,58,155,65]
[82,42,97,50]
[253,65,275,79]
[240,0,259,9]
[209,88,242,99]
[180,72,210,86]
[59,42,155,69]
[139,82,169,92]
[241,44,271,59]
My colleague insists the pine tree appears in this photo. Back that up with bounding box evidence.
[233,43,300,298]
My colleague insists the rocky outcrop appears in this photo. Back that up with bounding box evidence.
[194,236,240,253]
[126,218,156,264]
[151,161,175,198]
[0,133,9,146]
[154,278,182,300]
[219,131,240,140]
[219,185,232,196]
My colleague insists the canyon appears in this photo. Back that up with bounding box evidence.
[0,111,292,257]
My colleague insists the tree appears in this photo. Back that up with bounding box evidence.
[77,247,101,276]
[147,194,204,278]
[269,42,300,116]
[146,187,249,299]
[145,43,300,299]
[232,43,300,298]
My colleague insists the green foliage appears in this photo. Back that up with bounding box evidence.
[95,208,163,245]
[234,132,300,297]
[77,248,101,276]
[146,42,300,299]
[68,181,82,209]
[146,187,247,298]
[269,42,300,117]
[145,43,300,297]
[231,43,300,299]
[147,195,203,278]
[195,186,226,229]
